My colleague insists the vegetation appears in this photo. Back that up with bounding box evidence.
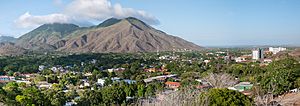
[199,88,253,106]
[0,48,299,105]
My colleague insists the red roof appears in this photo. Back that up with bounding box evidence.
[165,81,181,87]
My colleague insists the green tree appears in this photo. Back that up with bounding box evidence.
[102,86,126,105]
[137,84,146,97]
[44,90,66,106]
[145,84,155,97]
[200,88,253,106]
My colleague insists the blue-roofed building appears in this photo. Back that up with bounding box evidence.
[123,79,136,84]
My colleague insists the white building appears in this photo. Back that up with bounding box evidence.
[39,65,45,71]
[235,57,246,62]
[252,48,264,60]
[97,79,105,86]
[269,47,286,54]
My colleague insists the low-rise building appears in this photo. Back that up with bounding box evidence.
[228,82,253,95]
[0,76,15,82]
[143,74,177,83]
[97,79,105,86]
[37,81,52,89]
[165,81,181,90]
[269,47,287,54]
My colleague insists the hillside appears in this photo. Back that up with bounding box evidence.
[16,23,79,50]
[14,17,202,53]
[58,17,202,53]
[0,35,16,43]
[0,42,26,56]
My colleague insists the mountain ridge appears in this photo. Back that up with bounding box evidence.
[0,35,17,43]
[4,17,202,55]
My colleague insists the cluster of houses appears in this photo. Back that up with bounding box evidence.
[158,55,179,60]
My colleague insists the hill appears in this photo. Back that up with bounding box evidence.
[0,42,26,56]
[0,35,16,43]
[16,23,79,50]
[14,17,202,53]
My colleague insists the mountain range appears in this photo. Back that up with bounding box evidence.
[0,35,16,43]
[1,17,202,55]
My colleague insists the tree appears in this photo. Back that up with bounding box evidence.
[145,84,155,97]
[259,58,300,95]
[204,73,236,88]
[102,86,126,105]
[15,95,28,105]
[44,90,66,106]
[199,88,253,106]
[124,85,134,97]
[77,90,102,105]
[137,84,146,97]
[16,86,49,106]
[2,82,20,102]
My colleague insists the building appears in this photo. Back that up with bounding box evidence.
[252,48,264,60]
[228,82,253,96]
[0,76,15,82]
[143,74,177,83]
[165,81,181,90]
[97,79,105,86]
[37,81,52,89]
[228,82,253,94]
[123,79,136,84]
[269,47,287,54]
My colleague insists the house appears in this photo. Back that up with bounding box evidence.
[228,82,253,92]
[143,74,177,83]
[50,66,65,72]
[263,58,273,63]
[195,79,212,89]
[97,79,105,86]
[79,79,90,88]
[165,81,181,90]
[37,81,52,89]
[111,77,121,82]
[20,74,35,78]
[123,79,136,84]
[16,80,31,85]
[39,65,45,71]
[84,72,93,76]
[65,101,77,106]
[108,68,125,73]
[144,68,157,72]
[0,76,15,82]
[235,57,246,62]
[204,60,211,64]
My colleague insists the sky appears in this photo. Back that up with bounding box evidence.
[1,0,300,46]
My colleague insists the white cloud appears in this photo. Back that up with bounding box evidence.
[15,12,71,28]
[15,0,159,28]
[64,0,159,24]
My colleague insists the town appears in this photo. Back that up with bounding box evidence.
[0,46,299,105]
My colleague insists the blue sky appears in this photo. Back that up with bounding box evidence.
[1,0,300,46]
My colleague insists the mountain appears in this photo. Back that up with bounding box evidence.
[0,42,26,56]
[0,35,16,43]
[16,17,202,53]
[97,18,121,27]
[16,23,79,50]
[59,17,202,53]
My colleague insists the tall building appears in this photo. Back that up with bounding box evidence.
[252,48,264,60]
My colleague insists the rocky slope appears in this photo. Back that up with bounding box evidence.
[58,17,202,53]
[11,17,202,54]
[0,42,26,56]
